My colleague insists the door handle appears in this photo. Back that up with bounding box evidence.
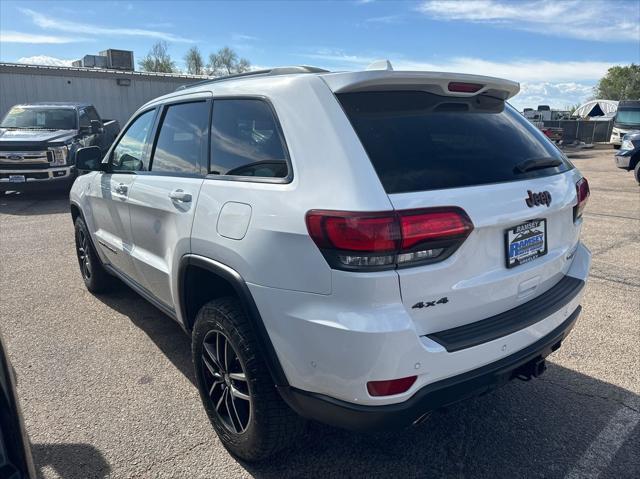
[114,183,128,195]
[168,189,192,203]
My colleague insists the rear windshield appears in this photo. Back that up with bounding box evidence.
[0,107,77,130]
[337,91,572,194]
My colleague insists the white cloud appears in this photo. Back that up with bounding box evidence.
[301,50,625,108]
[16,55,75,67]
[0,30,87,44]
[418,0,639,43]
[511,82,594,110]
[365,15,403,24]
[303,50,617,82]
[21,8,195,43]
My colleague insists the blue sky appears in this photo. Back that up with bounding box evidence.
[1,0,638,109]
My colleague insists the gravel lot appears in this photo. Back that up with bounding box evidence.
[1,146,638,478]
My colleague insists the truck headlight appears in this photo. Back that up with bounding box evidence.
[48,145,69,166]
[620,139,634,151]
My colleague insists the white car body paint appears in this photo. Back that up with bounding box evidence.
[70,68,591,412]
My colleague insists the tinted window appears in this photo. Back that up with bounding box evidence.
[0,107,77,130]
[79,109,90,128]
[338,91,572,194]
[211,99,288,178]
[151,101,209,175]
[111,109,155,171]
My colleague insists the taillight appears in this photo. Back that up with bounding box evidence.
[367,376,417,396]
[574,177,590,221]
[448,82,483,93]
[306,207,474,271]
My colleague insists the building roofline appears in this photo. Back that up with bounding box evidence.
[0,62,211,80]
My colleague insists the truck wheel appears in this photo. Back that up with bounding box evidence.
[635,162,640,184]
[613,144,621,149]
[74,217,115,293]
[192,297,305,461]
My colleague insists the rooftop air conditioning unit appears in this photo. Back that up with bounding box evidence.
[99,49,134,71]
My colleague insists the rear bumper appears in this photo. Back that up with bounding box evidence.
[279,306,580,431]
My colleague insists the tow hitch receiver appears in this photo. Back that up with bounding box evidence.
[514,358,548,381]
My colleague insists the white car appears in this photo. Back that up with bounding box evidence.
[70,64,591,460]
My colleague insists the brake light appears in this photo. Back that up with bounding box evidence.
[574,177,590,221]
[306,207,473,271]
[448,82,483,93]
[367,376,417,396]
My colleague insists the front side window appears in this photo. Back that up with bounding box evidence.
[79,109,90,128]
[150,101,209,175]
[210,99,289,178]
[111,109,156,172]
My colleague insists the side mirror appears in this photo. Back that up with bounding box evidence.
[90,120,103,134]
[76,146,105,171]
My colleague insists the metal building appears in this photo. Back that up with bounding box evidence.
[0,62,208,126]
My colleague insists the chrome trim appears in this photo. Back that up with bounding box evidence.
[0,166,74,182]
[0,150,49,164]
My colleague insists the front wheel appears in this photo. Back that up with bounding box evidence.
[74,217,115,293]
[635,161,640,184]
[192,297,305,461]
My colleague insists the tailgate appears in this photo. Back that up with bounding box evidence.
[390,170,582,335]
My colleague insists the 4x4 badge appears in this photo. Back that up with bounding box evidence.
[526,190,552,207]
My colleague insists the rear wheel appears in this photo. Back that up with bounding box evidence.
[635,161,640,184]
[192,297,304,461]
[74,217,115,293]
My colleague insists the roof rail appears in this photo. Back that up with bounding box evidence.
[175,65,329,91]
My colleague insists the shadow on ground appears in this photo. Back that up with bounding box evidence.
[0,190,70,216]
[32,443,110,479]
[93,288,640,479]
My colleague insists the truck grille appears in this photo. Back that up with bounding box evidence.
[0,150,50,165]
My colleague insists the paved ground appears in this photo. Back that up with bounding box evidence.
[1,146,638,479]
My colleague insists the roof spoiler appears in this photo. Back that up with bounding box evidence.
[321,71,520,100]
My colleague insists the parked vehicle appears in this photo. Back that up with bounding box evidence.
[0,330,36,479]
[70,65,591,460]
[610,100,640,148]
[0,103,119,193]
[615,131,640,183]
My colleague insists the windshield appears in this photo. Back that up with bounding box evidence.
[337,91,571,194]
[0,107,77,130]
[615,110,640,127]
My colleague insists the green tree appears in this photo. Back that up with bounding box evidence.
[138,41,176,73]
[184,46,205,75]
[208,46,251,76]
[594,64,640,100]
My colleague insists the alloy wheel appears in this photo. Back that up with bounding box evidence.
[76,229,92,280]
[201,330,252,434]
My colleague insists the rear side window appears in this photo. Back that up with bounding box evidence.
[151,101,209,175]
[210,99,289,178]
[338,91,572,194]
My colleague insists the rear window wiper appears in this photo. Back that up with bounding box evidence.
[514,157,563,173]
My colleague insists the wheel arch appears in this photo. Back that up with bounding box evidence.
[178,255,289,387]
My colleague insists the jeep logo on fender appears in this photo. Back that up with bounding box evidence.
[526,190,552,207]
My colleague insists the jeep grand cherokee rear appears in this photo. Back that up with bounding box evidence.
[70,68,591,460]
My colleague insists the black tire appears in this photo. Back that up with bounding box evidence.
[74,216,115,293]
[613,144,621,149]
[192,297,305,461]
[635,161,640,184]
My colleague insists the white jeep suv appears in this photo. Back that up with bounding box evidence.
[70,66,591,460]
